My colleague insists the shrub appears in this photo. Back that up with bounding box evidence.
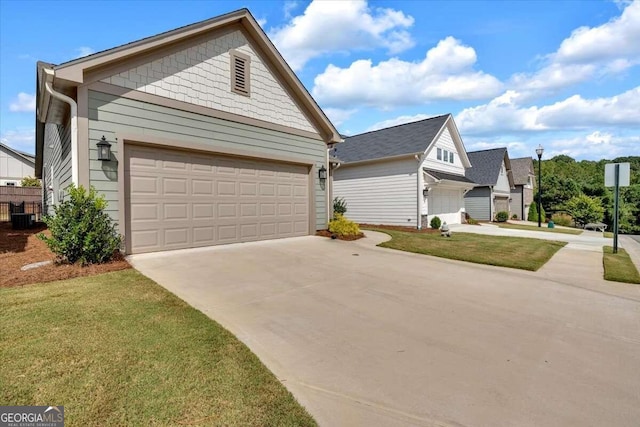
[551,213,573,227]
[39,185,122,265]
[528,203,537,222]
[20,176,41,187]
[495,211,509,222]
[328,214,360,236]
[467,217,479,225]
[511,214,518,220]
[333,197,347,217]
[430,216,441,229]
[565,194,604,227]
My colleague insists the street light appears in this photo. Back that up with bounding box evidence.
[535,144,544,227]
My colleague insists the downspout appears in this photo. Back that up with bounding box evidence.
[415,154,424,229]
[44,79,78,187]
[489,186,493,221]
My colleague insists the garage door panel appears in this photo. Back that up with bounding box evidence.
[126,144,310,254]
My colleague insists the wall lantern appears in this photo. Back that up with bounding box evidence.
[97,136,112,161]
[318,165,327,182]
[423,188,429,197]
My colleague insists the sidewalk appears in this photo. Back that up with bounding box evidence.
[619,235,640,273]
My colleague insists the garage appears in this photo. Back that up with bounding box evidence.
[125,144,310,254]
[494,196,509,216]
[429,188,465,224]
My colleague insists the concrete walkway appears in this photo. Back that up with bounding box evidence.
[129,233,640,427]
[620,235,640,273]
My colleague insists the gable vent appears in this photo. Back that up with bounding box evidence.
[230,50,251,97]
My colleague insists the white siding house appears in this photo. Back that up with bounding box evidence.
[0,142,36,186]
[333,114,475,228]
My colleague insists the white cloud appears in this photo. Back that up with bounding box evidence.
[9,93,36,112]
[365,114,434,132]
[0,128,36,154]
[269,0,414,71]
[312,37,502,108]
[76,46,95,58]
[456,86,640,135]
[283,0,299,19]
[323,108,357,127]
[512,1,640,93]
[546,131,640,159]
[256,17,267,28]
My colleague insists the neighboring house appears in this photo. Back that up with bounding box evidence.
[34,9,340,254]
[332,114,475,227]
[0,142,35,186]
[464,148,514,221]
[509,157,535,220]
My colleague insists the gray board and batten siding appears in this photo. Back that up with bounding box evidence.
[88,90,328,238]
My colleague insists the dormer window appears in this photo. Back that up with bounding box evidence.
[230,50,250,97]
[436,147,454,164]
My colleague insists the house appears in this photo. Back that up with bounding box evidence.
[332,114,475,228]
[509,157,535,220]
[464,148,514,221]
[34,9,340,254]
[0,142,36,186]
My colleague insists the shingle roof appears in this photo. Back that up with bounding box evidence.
[330,114,450,163]
[424,168,475,183]
[510,157,534,185]
[0,142,35,164]
[465,148,508,186]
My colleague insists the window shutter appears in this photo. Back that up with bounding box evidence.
[230,50,250,96]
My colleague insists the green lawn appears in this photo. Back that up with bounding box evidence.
[369,229,566,271]
[0,270,316,427]
[604,231,614,238]
[497,223,583,235]
[603,246,640,284]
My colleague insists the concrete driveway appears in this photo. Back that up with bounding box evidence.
[129,233,640,427]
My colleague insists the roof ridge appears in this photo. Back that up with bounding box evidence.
[346,113,451,139]
[468,147,507,154]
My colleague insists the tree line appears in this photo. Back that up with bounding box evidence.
[534,155,639,233]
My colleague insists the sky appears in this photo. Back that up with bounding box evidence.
[1,0,639,160]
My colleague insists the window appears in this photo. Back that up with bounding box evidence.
[230,50,251,96]
[449,152,454,163]
[437,148,442,160]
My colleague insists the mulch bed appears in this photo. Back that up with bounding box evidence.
[359,224,442,234]
[0,222,130,288]
[315,230,365,241]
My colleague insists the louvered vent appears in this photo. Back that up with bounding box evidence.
[230,50,250,96]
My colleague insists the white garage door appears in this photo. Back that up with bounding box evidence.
[125,145,310,254]
[431,188,462,224]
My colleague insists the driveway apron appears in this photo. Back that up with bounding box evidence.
[129,234,640,427]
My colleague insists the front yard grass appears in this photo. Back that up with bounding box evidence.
[368,229,566,271]
[603,246,640,284]
[497,223,583,235]
[0,270,316,427]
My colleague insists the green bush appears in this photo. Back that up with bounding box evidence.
[495,211,509,222]
[333,197,347,217]
[511,214,518,220]
[551,213,573,227]
[467,217,479,225]
[20,176,41,187]
[528,203,547,222]
[39,185,122,265]
[430,216,441,229]
[328,214,360,236]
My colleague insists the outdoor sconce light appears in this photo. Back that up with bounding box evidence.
[423,188,429,197]
[97,136,112,161]
[318,165,327,181]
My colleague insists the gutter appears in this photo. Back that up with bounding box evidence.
[43,69,78,187]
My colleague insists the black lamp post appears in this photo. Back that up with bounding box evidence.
[535,144,544,227]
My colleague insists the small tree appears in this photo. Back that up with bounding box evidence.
[528,203,538,222]
[333,197,347,218]
[565,194,605,227]
[20,176,41,187]
[39,185,121,265]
